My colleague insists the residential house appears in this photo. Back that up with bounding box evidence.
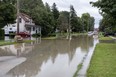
[3,13,41,36]
[93,28,99,35]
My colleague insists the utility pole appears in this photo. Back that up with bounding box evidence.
[17,0,19,34]
[68,5,71,38]
[82,19,84,33]
[69,12,71,37]
[87,18,90,32]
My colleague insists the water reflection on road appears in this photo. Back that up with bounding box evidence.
[0,35,98,77]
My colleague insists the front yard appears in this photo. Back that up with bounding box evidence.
[87,37,116,77]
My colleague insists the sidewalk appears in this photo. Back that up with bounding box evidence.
[109,36,116,40]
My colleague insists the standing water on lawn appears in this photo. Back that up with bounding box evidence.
[0,35,98,77]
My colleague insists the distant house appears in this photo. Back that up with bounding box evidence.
[93,28,99,35]
[2,13,41,36]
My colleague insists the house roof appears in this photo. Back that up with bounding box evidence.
[25,24,36,27]
[25,24,41,28]
[19,13,31,22]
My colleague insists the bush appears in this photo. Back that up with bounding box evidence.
[0,29,4,39]
[32,33,41,37]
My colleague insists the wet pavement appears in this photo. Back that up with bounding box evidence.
[0,35,98,77]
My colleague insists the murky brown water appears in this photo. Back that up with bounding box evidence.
[0,35,98,77]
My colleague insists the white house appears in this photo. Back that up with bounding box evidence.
[3,13,41,36]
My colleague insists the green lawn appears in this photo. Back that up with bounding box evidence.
[0,40,16,46]
[0,40,34,46]
[72,33,87,36]
[87,43,116,77]
[99,36,112,40]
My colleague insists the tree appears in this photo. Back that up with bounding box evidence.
[89,17,95,31]
[70,5,79,32]
[45,2,51,12]
[81,13,95,32]
[52,3,59,20]
[99,14,116,35]
[20,0,44,14]
[51,3,59,31]
[81,13,90,32]
[41,3,54,36]
[90,0,116,19]
[57,11,69,33]
[0,0,16,28]
[90,0,116,34]
[76,17,83,32]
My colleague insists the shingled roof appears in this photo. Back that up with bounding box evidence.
[19,13,31,22]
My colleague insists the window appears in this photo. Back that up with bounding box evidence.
[12,25,15,27]
[33,27,35,31]
[10,28,12,30]
[19,18,22,23]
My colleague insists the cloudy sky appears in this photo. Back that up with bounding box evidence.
[42,0,102,28]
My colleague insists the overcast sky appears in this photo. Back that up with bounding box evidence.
[42,0,102,28]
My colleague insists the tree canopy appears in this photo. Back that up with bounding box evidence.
[81,13,94,32]
[90,0,116,19]
[0,0,16,28]
[91,0,116,35]
[51,3,60,31]
[99,14,116,35]
[57,11,69,32]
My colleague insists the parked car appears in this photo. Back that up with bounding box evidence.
[18,32,30,37]
[104,32,115,36]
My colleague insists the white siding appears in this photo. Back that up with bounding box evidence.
[2,15,41,35]
[19,17,25,32]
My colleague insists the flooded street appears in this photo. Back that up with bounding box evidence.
[0,35,98,77]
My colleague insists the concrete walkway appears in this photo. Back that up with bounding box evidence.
[110,36,116,40]
[0,56,26,77]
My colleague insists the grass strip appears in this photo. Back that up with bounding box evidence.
[99,37,112,40]
[72,33,87,36]
[73,63,83,77]
[87,43,116,77]
[0,41,16,46]
[0,40,34,46]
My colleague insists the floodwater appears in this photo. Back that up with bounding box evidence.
[0,35,98,77]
